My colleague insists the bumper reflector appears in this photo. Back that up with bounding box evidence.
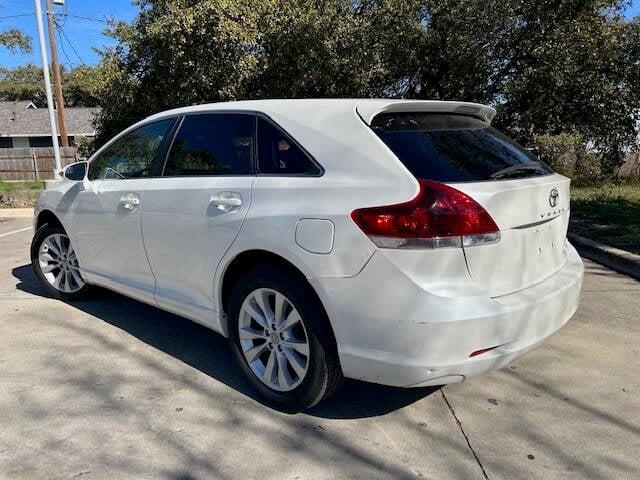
[469,345,501,358]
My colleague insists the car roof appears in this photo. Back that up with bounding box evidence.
[96,99,495,197]
[144,98,496,125]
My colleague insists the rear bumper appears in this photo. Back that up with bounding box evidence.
[313,243,584,387]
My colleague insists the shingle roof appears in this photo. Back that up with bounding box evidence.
[0,100,36,111]
[0,101,99,136]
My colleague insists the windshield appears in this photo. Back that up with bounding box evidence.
[371,113,553,182]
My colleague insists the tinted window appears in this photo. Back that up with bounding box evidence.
[371,113,553,182]
[163,114,254,176]
[88,119,173,180]
[257,118,319,175]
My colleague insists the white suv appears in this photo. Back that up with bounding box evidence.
[32,99,584,410]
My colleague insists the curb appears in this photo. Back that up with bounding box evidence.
[568,233,640,281]
[0,208,34,219]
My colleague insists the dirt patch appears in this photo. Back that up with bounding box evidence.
[0,193,36,209]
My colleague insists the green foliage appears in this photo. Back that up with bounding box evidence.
[417,0,640,174]
[0,28,31,53]
[90,0,426,146]
[0,3,31,53]
[88,0,640,174]
[0,64,44,104]
[248,1,425,98]
[0,63,100,107]
[534,133,602,180]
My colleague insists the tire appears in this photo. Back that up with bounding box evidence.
[31,223,91,301]
[228,264,343,411]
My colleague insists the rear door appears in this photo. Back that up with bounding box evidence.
[140,112,255,321]
[369,112,570,297]
[71,118,176,302]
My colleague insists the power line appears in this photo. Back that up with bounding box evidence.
[59,13,108,23]
[0,13,34,21]
[57,24,85,65]
[53,12,67,28]
[57,28,75,68]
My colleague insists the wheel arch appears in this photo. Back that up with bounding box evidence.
[35,209,64,231]
[218,249,335,343]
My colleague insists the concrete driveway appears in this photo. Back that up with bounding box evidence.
[0,216,638,479]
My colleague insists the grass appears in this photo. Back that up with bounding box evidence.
[0,180,45,208]
[570,180,640,254]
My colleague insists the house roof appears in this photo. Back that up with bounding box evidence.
[0,100,36,111]
[0,101,98,137]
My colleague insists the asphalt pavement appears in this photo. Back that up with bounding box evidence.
[0,215,638,479]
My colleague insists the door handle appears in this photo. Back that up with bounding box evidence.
[209,191,242,212]
[119,193,141,210]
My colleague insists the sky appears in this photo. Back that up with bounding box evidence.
[1,0,640,70]
[0,0,137,69]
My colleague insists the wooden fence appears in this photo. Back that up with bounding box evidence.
[0,147,78,181]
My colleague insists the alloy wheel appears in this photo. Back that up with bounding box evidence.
[238,288,310,392]
[38,233,85,293]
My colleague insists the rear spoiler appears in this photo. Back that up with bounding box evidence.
[355,100,496,125]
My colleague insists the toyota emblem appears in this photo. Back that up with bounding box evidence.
[549,188,559,208]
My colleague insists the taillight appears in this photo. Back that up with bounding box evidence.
[351,179,500,249]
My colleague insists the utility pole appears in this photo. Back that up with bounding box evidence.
[45,0,68,148]
[34,0,62,175]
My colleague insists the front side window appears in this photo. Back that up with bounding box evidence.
[371,113,553,182]
[88,119,174,180]
[163,114,254,176]
[257,118,320,175]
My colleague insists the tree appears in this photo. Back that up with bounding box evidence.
[415,0,640,173]
[248,0,425,98]
[90,0,424,147]
[90,0,265,146]
[0,29,31,53]
[0,28,31,53]
[0,2,31,53]
[91,0,640,174]
[0,63,100,107]
[0,64,44,104]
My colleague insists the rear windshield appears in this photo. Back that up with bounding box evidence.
[371,113,553,182]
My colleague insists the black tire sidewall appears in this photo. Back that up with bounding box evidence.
[31,223,90,301]
[228,266,333,412]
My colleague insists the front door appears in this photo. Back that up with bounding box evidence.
[70,118,176,303]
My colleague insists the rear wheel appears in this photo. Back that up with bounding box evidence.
[31,224,91,300]
[228,265,343,411]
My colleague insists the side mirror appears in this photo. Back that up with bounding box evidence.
[61,161,88,181]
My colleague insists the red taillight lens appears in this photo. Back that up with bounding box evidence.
[351,180,500,249]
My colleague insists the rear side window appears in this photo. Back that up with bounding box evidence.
[88,119,174,180]
[371,113,553,182]
[257,117,320,175]
[163,114,254,176]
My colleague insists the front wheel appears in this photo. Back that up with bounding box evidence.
[228,265,343,411]
[31,224,91,300]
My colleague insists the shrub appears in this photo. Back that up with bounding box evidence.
[533,133,601,180]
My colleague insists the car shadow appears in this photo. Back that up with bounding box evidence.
[11,264,437,418]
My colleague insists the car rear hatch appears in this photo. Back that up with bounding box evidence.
[453,176,569,296]
[360,108,570,297]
